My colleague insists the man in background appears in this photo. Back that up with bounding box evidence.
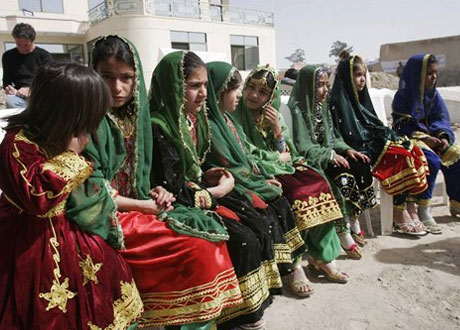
[2,23,52,108]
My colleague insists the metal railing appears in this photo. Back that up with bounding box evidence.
[88,0,274,27]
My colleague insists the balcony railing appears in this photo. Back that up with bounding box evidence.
[88,0,274,27]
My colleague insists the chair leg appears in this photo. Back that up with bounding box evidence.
[380,183,394,235]
[362,209,374,237]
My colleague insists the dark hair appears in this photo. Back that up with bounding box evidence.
[226,70,242,91]
[427,54,437,65]
[284,68,299,80]
[352,56,366,74]
[249,69,276,90]
[92,36,134,70]
[6,62,111,157]
[12,23,36,41]
[183,51,206,80]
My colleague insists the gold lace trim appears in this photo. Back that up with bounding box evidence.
[39,219,77,313]
[284,227,305,253]
[88,279,143,330]
[79,254,103,285]
[274,243,292,264]
[417,199,431,207]
[42,151,92,195]
[2,193,66,218]
[217,260,281,324]
[12,130,91,200]
[139,268,242,327]
[292,193,343,231]
[441,143,460,167]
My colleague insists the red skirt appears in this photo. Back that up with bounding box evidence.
[372,143,429,195]
[276,165,343,231]
[0,204,142,330]
[118,211,242,327]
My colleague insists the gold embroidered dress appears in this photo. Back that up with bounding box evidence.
[0,128,142,329]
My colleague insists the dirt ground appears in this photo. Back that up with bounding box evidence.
[264,203,460,330]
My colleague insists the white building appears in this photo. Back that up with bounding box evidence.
[0,0,276,87]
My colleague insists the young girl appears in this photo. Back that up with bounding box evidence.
[392,53,460,225]
[0,62,143,328]
[329,55,430,235]
[150,51,282,330]
[67,36,242,329]
[207,62,349,290]
[287,64,378,258]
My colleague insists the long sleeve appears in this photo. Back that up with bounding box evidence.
[2,52,13,88]
[0,129,91,217]
[151,124,216,209]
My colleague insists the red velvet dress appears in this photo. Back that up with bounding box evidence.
[0,129,143,329]
[114,135,242,328]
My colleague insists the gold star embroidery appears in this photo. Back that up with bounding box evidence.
[39,277,76,313]
[79,255,102,285]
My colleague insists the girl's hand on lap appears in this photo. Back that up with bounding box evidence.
[345,149,370,163]
[333,154,350,169]
[150,186,176,207]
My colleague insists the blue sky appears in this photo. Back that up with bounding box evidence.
[232,0,460,68]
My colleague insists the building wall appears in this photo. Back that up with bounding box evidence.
[86,14,275,88]
[380,35,460,86]
[0,0,276,88]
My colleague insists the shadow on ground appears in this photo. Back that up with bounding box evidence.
[374,236,460,276]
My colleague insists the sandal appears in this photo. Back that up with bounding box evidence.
[238,318,266,330]
[307,257,348,284]
[341,243,362,260]
[288,265,314,298]
[450,204,460,218]
[422,218,442,235]
[393,221,427,236]
[351,230,366,247]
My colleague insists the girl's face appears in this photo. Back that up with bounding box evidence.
[184,66,207,115]
[244,78,272,111]
[353,64,367,92]
[96,55,135,108]
[425,62,438,90]
[220,86,242,113]
[316,72,329,102]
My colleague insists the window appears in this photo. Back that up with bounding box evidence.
[230,35,259,70]
[5,42,84,63]
[19,0,64,14]
[171,31,207,52]
[155,0,200,19]
[210,0,223,22]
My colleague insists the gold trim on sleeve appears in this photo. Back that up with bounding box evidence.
[42,151,92,194]
[194,189,213,209]
[441,143,460,167]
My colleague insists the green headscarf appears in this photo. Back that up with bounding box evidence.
[205,61,282,203]
[150,51,211,183]
[329,55,404,162]
[149,51,228,242]
[67,36,151,249]
[288,65,351,171]
[232,65,300,176]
